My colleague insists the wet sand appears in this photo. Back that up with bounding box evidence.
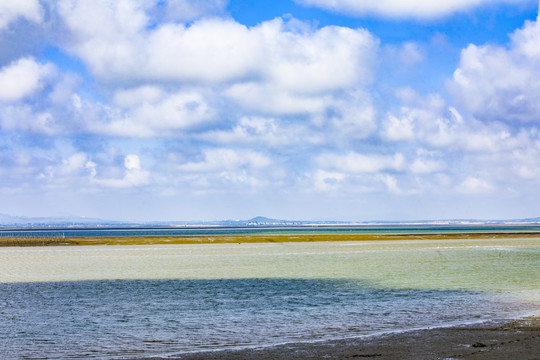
[146,317,540,360]
[2,232,540,246]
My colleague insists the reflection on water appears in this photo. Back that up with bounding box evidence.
[0,239,538,358]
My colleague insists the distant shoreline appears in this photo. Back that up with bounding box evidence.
[2,232,540,246]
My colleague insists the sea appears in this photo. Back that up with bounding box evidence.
[0,226,539,359]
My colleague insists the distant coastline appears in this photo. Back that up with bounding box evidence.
[2,226,540,246]
[2,214,540,229]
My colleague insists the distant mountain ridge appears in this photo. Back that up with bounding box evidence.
[1,214,539,228]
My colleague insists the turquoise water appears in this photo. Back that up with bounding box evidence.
[0,238,538,359]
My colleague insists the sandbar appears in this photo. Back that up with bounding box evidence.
[2,232,540,246]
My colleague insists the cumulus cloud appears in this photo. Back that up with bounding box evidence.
[224,21,377,116]
[153,0,228,22]
[317,152,405,173]
[0,105,58,135]
[57,0,256,83]
[28,150,152,190]
[0,62,89,136]
[381,93,462,147]
[199,116,322,147]
[161,148,275,190]
[451,11,540,123]
[312,170,345,191]
[0,0,43,30]
[380,84,540,194]
[94,154,150,188]
[178,149,271,173]
[456,176,494,194]
[0,57,54,102]
[91,86,214,137]
[58,2,378,91]
[381,91,516,153]
[38,152,96,187]
[378,174,402,194]
[410,158,445,174]
[124,154,141,170]
[54,2,379,137]
[295,0,532,19]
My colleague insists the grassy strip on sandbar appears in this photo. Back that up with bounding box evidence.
[1,232,540,246]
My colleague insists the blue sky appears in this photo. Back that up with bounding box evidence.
[1,0,540,222]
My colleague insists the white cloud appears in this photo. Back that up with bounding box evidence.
[456,176,494,194]
[261,22,377,94]
[145,19,262,83]
[382,113,416,141]
[378,174,401,194]
[54,1,379,138]
[224,82,331,115]
[223,20,377,115]
[57,1,259,83]
[410,155,445,174]
[451,13,540,123]
[381,94,461,147]
[113,86,164,108]
[33,151,150,190]
[0,57,53,102]
[512,148,540,179]
[313,170,345,191]
[0,0,42,30]
[124,154,141,170]
[164,148,274,191]
[325,91,377,139]
[58,153,89,175]
[157,0,228,22]
[38,153,96,186]
[95,154,150,188]
[295,0,533,19]
[317,152,405,173]
[88,87,213,137]
[0,105,58,135]
[58,3,378,91]
[199,116,320,147]
[48,73,81,106]
[382,92,515,153]
[178,149,271,172]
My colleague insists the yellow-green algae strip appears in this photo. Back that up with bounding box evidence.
[2,232,540,246]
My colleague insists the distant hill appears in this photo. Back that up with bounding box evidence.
[1,213,539,228]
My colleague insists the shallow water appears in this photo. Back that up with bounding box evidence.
[0,239,538,359]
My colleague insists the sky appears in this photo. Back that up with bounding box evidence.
[1,0,540,222]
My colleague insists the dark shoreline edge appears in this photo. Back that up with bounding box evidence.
[140,317,540,360]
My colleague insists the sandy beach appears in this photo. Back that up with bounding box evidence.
[146,317,540,360]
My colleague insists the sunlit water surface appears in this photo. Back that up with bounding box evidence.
[1,239,538,359]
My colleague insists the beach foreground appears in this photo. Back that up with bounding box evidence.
[148,317,540,360]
